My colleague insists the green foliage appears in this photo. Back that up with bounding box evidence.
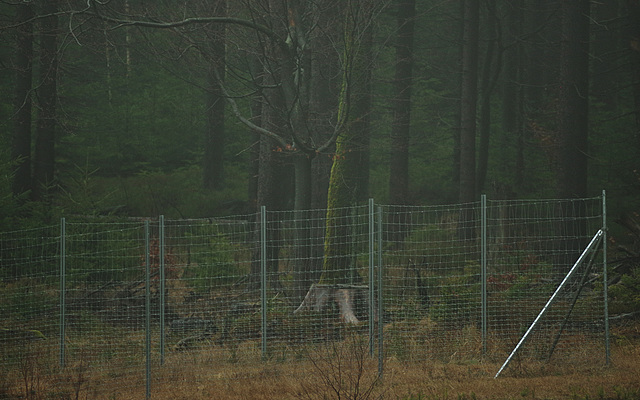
[56,165,248,218]
[63,220,145,286]
[608,266,640,315]
[0,279,57,323]
[183,230,241,293]
[58,37,206,178]
[386,222,481,326]
[608,209,640,316]
[429,263,480,326]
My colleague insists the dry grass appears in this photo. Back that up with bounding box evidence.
[2,325,640,400]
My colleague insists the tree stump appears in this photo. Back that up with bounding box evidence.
[293,284,374,324]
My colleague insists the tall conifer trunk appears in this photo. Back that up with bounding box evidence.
[389,0,415,206]
[203,0,227,191]
[33,1,58,200]
[555,0,590,273]
[556,0,589,199]
[629,0,640,151]
[457,0,479,240]
[12,4,34,198]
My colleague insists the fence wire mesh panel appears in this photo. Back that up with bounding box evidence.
[63,219,149,398]
[484,197,606,366]
[380,202,484,362]
[161,215,260,366]
[0,225,59,395]
[379,197,605,367]
[0,196,608,397]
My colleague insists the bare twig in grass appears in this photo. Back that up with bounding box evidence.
[71,349,90,400]
[18,343,43,400]
[299,332,382,400]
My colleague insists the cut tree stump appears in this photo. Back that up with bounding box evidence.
[293,284,374,324]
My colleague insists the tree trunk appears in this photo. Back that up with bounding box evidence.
[629,0,640,151]
[476,0,501,194]
[33,1,59,201]
[389,0,416,207]
[556,0,589,199]
[293,154,314,301]
[309,1,342,210]
[293,284,372,324]
[554,0,590,274]
[11,4,34,198]
[351,28,373,205]
[321,2,373,285]
[458,0,479,240]
[247,52,264,211]
[503,0,524,190]
[203,0,227,191]
[249,49,293,288]
[452,0,465,190]
[387,0,416,242]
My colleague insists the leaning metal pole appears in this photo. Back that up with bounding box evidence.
[494,229,604,379]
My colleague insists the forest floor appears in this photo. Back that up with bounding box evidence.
[147,348,639,400]
[3,322,639,400]
[116,323,640,399]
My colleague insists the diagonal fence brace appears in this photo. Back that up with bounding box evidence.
[494,229,604,379]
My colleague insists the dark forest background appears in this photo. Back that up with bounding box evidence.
[0,0,638,225]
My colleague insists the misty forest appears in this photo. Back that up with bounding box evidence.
[1,2,640,398]
[0,0,638,222]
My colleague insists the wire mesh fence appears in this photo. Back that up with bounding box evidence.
[0,195,608,397]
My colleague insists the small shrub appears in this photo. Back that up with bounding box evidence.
[299,334,381,400]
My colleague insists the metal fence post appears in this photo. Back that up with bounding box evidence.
[481,195,487,355]
[59,217,66,369]
[377,205,384,378]
[159,215,165,365]
[368,199,375,356]
[144,221,151,399]
[260,206,268,360]
[602,190,610,364]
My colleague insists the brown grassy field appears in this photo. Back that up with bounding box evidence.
[2,323,639,400]
[142,340,640,400]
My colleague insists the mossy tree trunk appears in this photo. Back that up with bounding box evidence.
[321,1,373,285]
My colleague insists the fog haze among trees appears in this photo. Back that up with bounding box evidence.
[0,0,638,221]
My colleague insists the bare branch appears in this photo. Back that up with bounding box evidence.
[211,65,289,150]
[84,0,289,54]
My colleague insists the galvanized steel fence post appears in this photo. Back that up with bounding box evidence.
[260,206,268,360]
[602,190,610,364]
[59,217,66,369]
[481,195,487,355]
[159,215,166,365]
[368,199,375,356]
[144,220,151,399]
[377,205,384,378]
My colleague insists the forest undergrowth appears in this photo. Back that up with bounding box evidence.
[2,322,639,400]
